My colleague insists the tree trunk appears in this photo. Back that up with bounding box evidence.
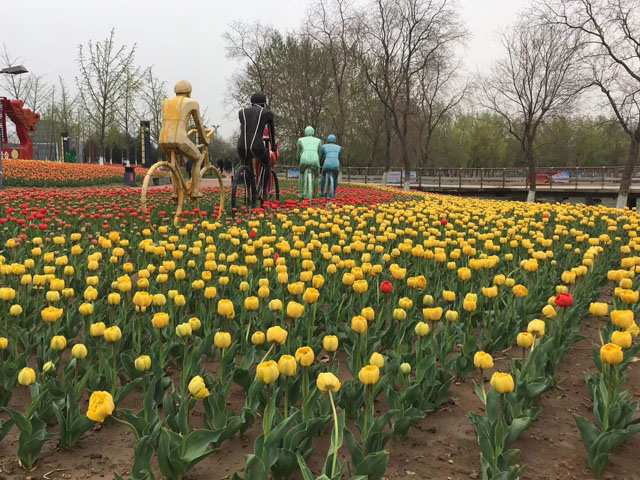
[381,114,392,187]
[399,138,411,192]
[616,133,639,209]
[525,136,536,203]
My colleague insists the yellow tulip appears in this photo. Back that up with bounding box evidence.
[473,351,494,370]
[527,319,546,338]
[600,343,623,365]
[278,355,297,376]
[589,302,609,317]
[269,299,283,312]
[90,322,106,337]
[175,323,193,338]
[351,315,368,334]
[252,331,266,345]
[245,296,259,311]
[135,355,152,371]
[611,331,632,349]
[72,343,88,359]
[295,346,315,367]
[358,365,380,385]
[86,391,115,422]
[317,372,341,393]
[152,312,170,329]
[104,326,122,343]
[18,367,36,386]
[267,326,288,345]
[256,360,280,384]
[490,372,515,394]
[361,307,375,322]
[323,335,338,352]
[188,376,210,399]
[302,287,320,304]
[611,310,634,329]
[415,321,430,337]
[516,332,534,348]
[542,305,557,319]
[352,280,368,294]
[217,299,235,319]
[286,301,305,319]
[50,335,67,351]
[214,331,232,349]
[370,352,384,368]
[41,306,63,323]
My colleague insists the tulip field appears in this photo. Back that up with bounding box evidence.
[0,175,639,480]
[2,159,148,187]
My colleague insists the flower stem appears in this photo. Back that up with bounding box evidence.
[329,391,339,479]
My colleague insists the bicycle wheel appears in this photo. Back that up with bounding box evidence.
[199,165,225,218]
[141,161,185,227]
[231,164,256,211]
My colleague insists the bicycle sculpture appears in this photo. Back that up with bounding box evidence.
[233,92,280,210]
[297,126,322,201]
[231,126,280,210]
[141,81,224,226]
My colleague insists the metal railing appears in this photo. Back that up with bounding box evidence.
[273,165,640,191]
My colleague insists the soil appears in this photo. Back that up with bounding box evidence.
[1,286,639,480]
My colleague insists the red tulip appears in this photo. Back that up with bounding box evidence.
[380,281,393,294]
[554,293,574,308]
[441,219,448,226]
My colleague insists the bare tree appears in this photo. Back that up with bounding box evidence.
[0,44,32,101]
[537,0,640,208]
[305,0,361,148]
[415,52,470,168]
[118,66,143,163]
[224,21,276,102]
[481,18,583,202]
[140,67,168,148]
[56,77,76,135]
[356,0,466,191]
[76,29,138,162]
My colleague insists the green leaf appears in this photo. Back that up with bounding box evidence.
[181,429,225,467]
[157,428,184,479]
[243,454,269,480]
[354,451,389,480]
[573,414,600,451]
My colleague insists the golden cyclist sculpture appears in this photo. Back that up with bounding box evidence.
[141,80,224,225]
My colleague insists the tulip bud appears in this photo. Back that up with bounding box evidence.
[18,367,36,386]
[490,372,515,394]
[251,331,266,345]
[400,362,411,375]
[43,361,56,374]
[72,343,88,359]
[278,355,297,376]
[135,355,152,372]
[256,360,280,384]
[175,323,192,338]
[214,331,232,349]
[370,352,384,368]
[50,335,67,351]
[473,351,494,370]
[323,335,338,352]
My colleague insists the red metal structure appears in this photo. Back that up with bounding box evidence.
[0,98,40,159]
[253,126,280,198]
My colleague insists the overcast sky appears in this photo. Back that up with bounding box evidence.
[3,0,530,138]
